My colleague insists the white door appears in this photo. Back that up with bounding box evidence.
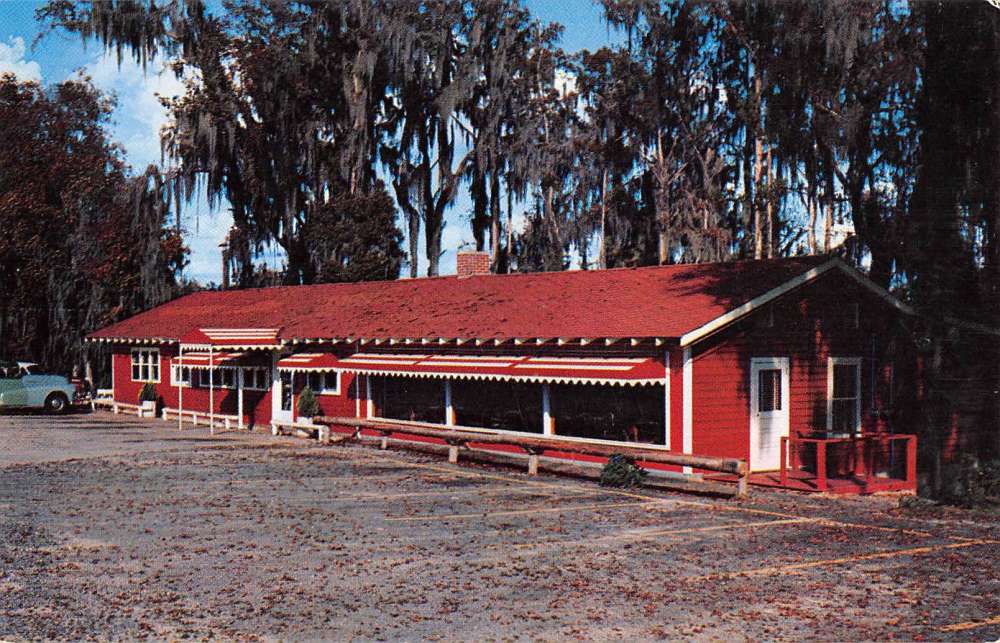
[272,368,294,424]
[750,357,790,471]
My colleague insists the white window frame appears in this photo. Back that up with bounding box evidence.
[170,363,193,388]
[306,370,341,396]
[243,367,270,391]
[131,348,160,383]
[827,357,862,435]
[217,367,237,389]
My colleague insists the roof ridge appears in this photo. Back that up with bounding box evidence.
[179,254,833,298]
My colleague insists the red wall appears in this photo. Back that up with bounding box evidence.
[289,370,361,421]
[111,346,361,428]
[688,270,900,467]
[107,273,905,477]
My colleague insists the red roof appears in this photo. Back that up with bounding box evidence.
[180,327,282,348]
[88,256,832,344]
[331,353,666,386]
[175,351,248,367]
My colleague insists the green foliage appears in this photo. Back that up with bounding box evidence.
[305,182,404,283]
[138,383,158,403]
[0,75,186,371]
[599,454,647,488]
[297,386,321,419]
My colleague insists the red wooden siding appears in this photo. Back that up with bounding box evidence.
[290,370,360,421]
[111,346,362,427]
[689,270,900,468]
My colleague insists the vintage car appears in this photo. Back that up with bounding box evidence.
[0,362,79,413]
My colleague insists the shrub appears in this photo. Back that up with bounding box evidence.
[600,454,647,488]
[138,382,158,403]
[944,456,1000,509]
[297,385,321,418]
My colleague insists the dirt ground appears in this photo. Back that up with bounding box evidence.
[1,411,998,641]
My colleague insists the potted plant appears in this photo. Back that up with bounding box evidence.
[138,383,158,418]
[296,385,321,425]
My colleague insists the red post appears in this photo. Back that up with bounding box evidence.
[816,440,828,492]
[780,437,788,487]
[867,437,878,482]
[906,435,918,491]
[853,437,866,477]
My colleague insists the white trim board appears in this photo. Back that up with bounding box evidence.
[679,258,917,348]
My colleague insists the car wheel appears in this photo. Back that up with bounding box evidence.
[45,393,69,414]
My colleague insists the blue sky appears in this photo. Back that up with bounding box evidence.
[0,1,624,283]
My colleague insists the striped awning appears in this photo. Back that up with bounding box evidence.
[277,352,341,372]
[336,353,666,386]
[180,327,282,349]
[175,351,247,368]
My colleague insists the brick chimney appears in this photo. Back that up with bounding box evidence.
[456,250,491,278]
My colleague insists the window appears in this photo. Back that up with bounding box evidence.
[757,369,782,412]
[244,367,270,391]
[371,376,444,423]
[218,368,236,389]
[307,371,340,395]
[452,380,543,433]
[171,364,192,387]
[131,349,160,382]
[828,357,862,435]
[550,383,665,444]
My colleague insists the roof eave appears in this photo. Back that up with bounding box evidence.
[678,258,916,348]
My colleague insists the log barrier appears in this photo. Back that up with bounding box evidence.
[316,416,749,497]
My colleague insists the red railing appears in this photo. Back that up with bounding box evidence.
[780,433,917,493]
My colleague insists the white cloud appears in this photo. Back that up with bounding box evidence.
[73,53,186,170]
[68,54,231,284]
[0,37,41,82]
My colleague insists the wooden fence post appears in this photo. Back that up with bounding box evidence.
[906,435,918,491]
[816,441,828,492]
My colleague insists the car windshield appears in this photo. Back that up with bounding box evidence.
[1,364,21,379]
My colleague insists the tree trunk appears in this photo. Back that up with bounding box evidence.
[408,209,420,278]
[765,146,774,258]
[824,163,834,253]
[490,171,501,271]
[599,168,608,269]
[505,186,513,274]
[472,169,488,252]
[807,180,818,254]
[753,69,765,260]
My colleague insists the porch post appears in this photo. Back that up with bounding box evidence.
[664,350,671,448]
[444,380,455,426]
[365,376,373,419]
[816,441,828,492]
[780,437,788,487]
[906,435,917,490]
[682,347,693,474]
[542,384,554,436]
[208,347,214,434]
[237,366,245,430]
[177,345,183,431]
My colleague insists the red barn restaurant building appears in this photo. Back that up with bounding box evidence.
[88,253,925,493]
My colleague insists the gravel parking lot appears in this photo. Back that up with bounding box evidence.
[1,411,998,641]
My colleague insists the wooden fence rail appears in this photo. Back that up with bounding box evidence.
[316,416,749,497]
